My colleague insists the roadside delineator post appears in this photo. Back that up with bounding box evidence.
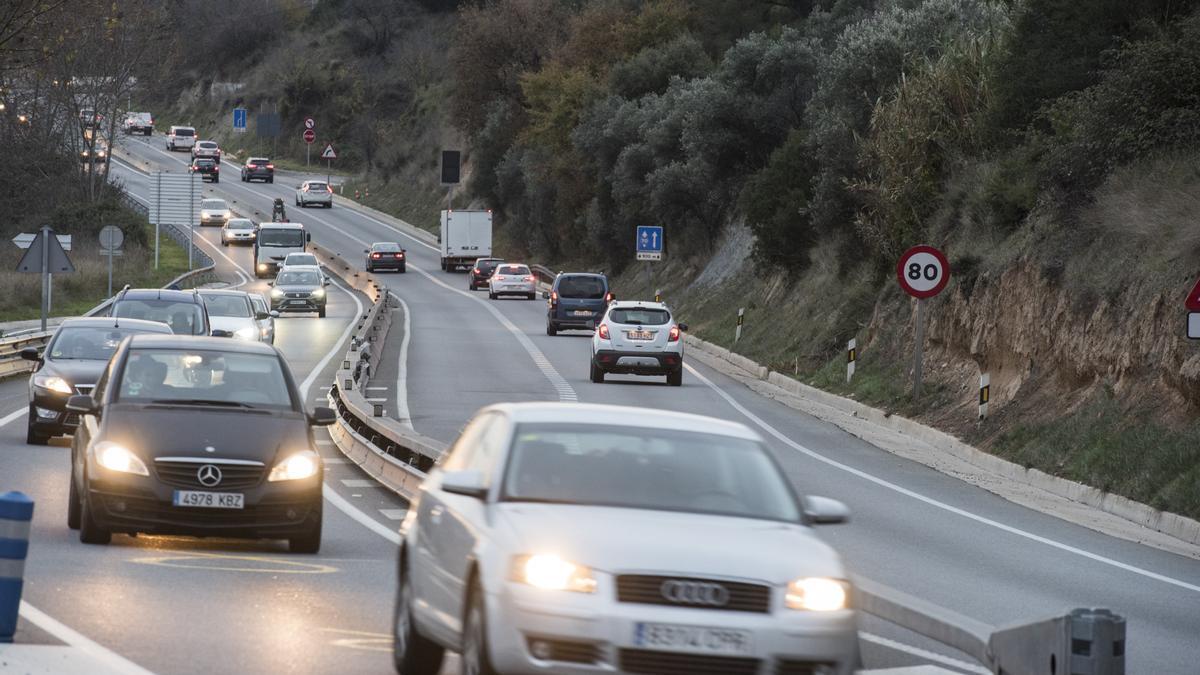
[735,308,744,342]
[655,288,662,303]
[0,491,35,643]
[847,339,856,383]
[979,373,990,420]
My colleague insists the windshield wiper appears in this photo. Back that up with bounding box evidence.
[147,398,257,409]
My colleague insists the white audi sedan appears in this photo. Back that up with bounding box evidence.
[393,403,860,675]
[487,263,536,300]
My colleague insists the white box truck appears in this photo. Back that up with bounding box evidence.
[440,209,492,271]
[254,222,309,278]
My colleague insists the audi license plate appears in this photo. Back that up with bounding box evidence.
[173,491,244,509]
[627,330,654,341]
[633,622,752,656]
[573,310,592,316]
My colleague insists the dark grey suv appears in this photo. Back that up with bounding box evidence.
[544,273,612,335]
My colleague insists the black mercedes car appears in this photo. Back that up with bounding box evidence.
[23,317,172,445]
[66,335,335,552]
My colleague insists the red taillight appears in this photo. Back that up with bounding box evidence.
[598,323,610,340]
[668,325,681,342]
[524,275,534,282]
[371,253,381,259]
[266,164,274,169]
[550,291,558,305]
[604,292,613,303]
[326,186,333,193]
[213,166,219,171]
[473,268,480,274]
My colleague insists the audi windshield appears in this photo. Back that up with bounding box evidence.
[500,423,802,522]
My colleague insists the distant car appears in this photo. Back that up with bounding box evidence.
[364,242,406,273]
[79,137,108,164]
[109,287,212,336]
[200,198,231,226]
[487,263,536,300]
[199,290,273,342]
[591,301,686,386]
[22,317,172,445]
[545,272,612,336]
[78,108,102,130]
[270,267,328,318]
[221,218,256,246]
[166,125,195,151]
[122,112,153,136]
[295,180,332,208]
[191,140,220,162]
[468,257,504,291]
[281,252,319,269]
[190,157,219,183]
[393,402,859,675]
[241,157,274,183]
[66,335,335,552]
[249,294,276,344]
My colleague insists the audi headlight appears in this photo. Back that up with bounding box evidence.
[95,442,149,476]
[785,578,848,611]
[268,450,320,482]
[33,374,72,394]
[270,288,284,298]
[310,288,325,299]
[233,326,258,340]
[512,554,596,593]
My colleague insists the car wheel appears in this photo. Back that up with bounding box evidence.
[318,305,326,318]
[462,580,498,675]
[289,507,322,554]
[268,177,274,184]
[590,361,605,383]
[78,489,111,545]
[526,293,536,300]
[667,369,683,387]
[393,560,445,675]
[488,292,496,300]
[546,322,557,336]
[25,410,49,445]
[67,470,81,530]
[222,239,228,246]
[325,202,332,209]
[213,177,219,183]
[399,265,406,274]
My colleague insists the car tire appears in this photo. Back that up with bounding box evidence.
[78,490,111,545]
[526,293,535,300]
[393,559,445,675]
[488,292,496,300]
[546,322,557,336]
[366,264,373,273]
[268,177,274,184]
[289,508,322,554]
[318,305,326,318]
[222,239,228,247]
[213,177,219,183]
[67,471,81,530]
[667,369,683,387]
[399,265,405,273]
[462,580,499,675]
[590,361,605,383]
[325,202,332,209]
[25,411,49,446]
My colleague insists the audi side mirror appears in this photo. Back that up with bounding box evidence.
[255,311,270,321]
[267,281,274,287]
[308,406,336,427]
[20,347,41,362]
[211,329,233,338]
[269,310,280,318]
[441,470,487,499]
[306,233,312,243]
[323,278,331,286]
[802,496,850,525]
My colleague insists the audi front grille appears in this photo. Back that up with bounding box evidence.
[615,575,772,613]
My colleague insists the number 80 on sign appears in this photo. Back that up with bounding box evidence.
[896,245,951,299]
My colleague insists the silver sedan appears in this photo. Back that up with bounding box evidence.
[487,263,536,300]
[394,402,860,675]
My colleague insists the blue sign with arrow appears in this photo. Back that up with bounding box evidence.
[636,226,663,260]
[232,107,247,133]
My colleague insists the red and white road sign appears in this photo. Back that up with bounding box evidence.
[321,143,337,159]
[896,245,951,299]
[304,117,315,130]
[303,129,316,144]
[1185,277,1200,311]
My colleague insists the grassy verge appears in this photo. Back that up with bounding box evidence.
[0,221,191,324]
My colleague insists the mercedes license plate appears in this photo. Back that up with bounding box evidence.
[633,622,752,656]
[627,330,654,341]
[173,491,244,509]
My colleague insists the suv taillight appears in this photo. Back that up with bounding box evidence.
[266,164,274,169]
[598,323,610,340]
[605,292,613,304]
[550,290,558,305]
[524,275,535,282]
[668,325,681,342]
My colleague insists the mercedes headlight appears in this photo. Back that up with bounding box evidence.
[511,554,596,593]
[785,578,848,611]
[95,442,149,476]
[270,288,284,298]
[268,450,320,482]
[234,326,258,340]
[33,374,72,394]
[310,288,325,299]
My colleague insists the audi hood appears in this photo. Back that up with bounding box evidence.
[492,503,846,584]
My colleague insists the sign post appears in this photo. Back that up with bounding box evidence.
[896,245,951,402]
[303,117,315,166]
[99,225,124,298]
[15,226,76,331]
[321,143,337,186]
[636,225,663,294]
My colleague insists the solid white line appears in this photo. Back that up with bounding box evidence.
[379,509,408,520]
[0,406,28,428]
[18,602,157,675]
[341,479,379,488]
[297,274,362,401]
[365,398,387,403]
[392,294,414,430]
[322,485,400,544]
[858,632,987,675]
[366,386,388,391]
[683,363,1200,594]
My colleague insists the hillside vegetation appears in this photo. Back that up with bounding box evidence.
[146,0,1200,519]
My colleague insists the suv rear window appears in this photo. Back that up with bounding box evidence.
[558,276,606,299]
[199,141,217,148]
[175,128,194,136]
[306,182,327,190]
[609,308,670,326]
[497,265,529,275]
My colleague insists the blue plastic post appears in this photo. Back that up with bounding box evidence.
[0,491,35,643]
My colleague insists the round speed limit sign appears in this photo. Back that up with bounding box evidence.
[896,245,951,299]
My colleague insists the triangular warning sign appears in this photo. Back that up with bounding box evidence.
[321,143,337,159]
[16,228,75,274]
[1187,277,1200,311]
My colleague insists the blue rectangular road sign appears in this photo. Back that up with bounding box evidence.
[232,108,247,132]
[637,225,663,256]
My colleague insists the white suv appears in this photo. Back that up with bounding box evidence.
[166,125,195,151]
[591,301,687,386]
[191,139,221,162]
[295,180,333,208]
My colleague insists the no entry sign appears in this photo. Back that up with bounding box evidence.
[897,245,950,299]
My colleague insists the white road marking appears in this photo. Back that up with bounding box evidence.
[0,406,28,428]
[315,439,333,446]
[684,363,1200,594]
[391,293,414,430]
[321,457,348,465]
[858,632,988,674]
[18,602,157,675]
[322,485,400,544]
[365,398,387,403]
[366,387,388,391]
[341,479,379,488]
[379,509,408,520]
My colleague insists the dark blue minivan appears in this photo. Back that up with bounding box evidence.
[544,273,612,335]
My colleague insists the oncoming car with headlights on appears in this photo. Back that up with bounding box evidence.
[269,267,329,318]
[23,317,172,445]
[393,402,859,675]
[200,198,231,227]
[199,290,276,341]
[66,335,335,553]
